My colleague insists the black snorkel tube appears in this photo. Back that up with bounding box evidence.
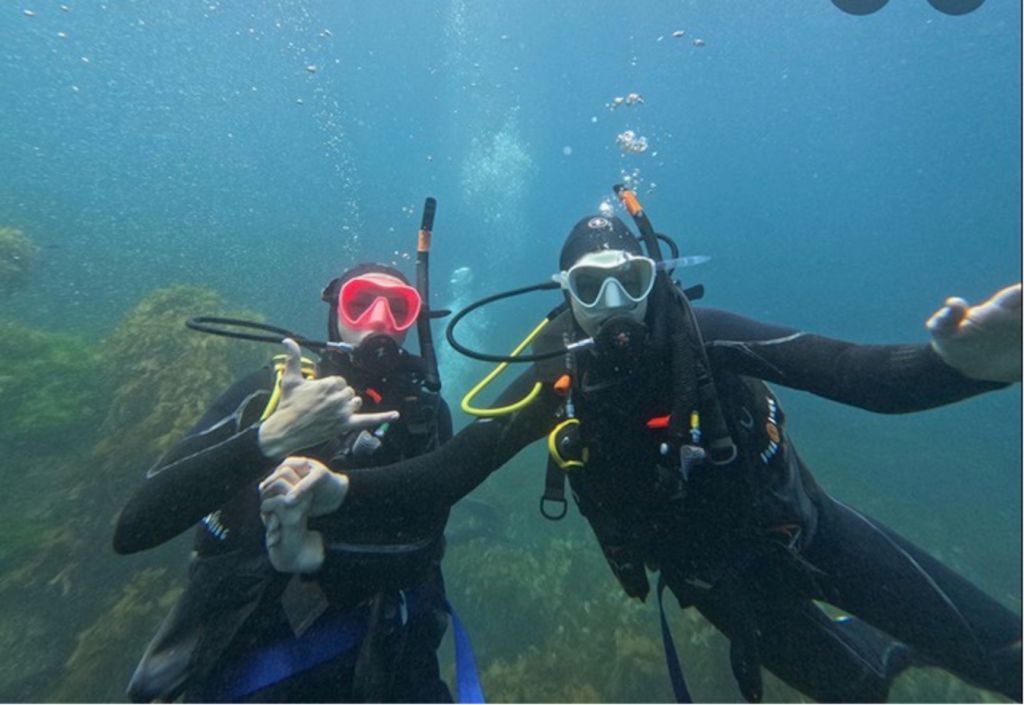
[614,184,736,466]
[614,185,665,262]
[416,198,443,392]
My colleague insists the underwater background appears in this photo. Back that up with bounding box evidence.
[0,1,1020,702]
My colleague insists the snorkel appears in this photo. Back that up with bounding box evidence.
[416,198,442,392]
[614,185,736,466]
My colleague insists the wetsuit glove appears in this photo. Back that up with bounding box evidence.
[928,283,1022,384]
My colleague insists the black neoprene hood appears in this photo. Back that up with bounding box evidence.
[559,215,644,271]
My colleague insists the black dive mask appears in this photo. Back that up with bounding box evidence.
[351,334,404,376]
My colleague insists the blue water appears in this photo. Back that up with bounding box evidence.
[1,1,1020,702]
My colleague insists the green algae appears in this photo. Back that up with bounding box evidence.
[0,283,269,703]
[93,283,266,470]
[50,568,184,703]
[0,320,103,449]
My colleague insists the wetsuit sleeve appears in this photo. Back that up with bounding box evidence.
[695,307,1007,413]
[343,366,556,513]
[436,398,454,445]
[113,368,279,554]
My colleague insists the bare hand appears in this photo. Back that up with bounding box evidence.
[928,283,1022,383]
[258,457,349,517]
[259,461,330,573]
[257,338,399,458]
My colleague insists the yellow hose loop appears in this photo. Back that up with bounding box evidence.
[262,354,318,421]
[548,418,585,470]
[461,317,550,417]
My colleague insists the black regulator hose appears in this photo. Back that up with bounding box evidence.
[185,317,334,351]
[445,281,568,364]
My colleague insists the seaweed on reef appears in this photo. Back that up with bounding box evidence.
[0,524,76,590]
[0,285,264,585]
[441,487,818,703]
[445,528,713,702]
[0,320,104,450]
[49,567,184,703]
[0,590,66,702]
[448,524,1008,704]
[0,225,40,299]
[93,283,267,475]
[0,285,269,703]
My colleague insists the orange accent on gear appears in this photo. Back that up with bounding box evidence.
[417,230,432,253]
[554,374,572,396]
[618,189,642,216]
[647,415,671,429]
[766,422,780,443]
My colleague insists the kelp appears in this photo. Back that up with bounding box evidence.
[441,454,1011,703]
[93,283,266,472]
[445,526,769,703]
[50,568,183,703]
[0,320,103,450]
[0,283,268,703]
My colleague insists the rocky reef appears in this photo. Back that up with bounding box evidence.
[94,284,266,471]
[0,320,102,451]
[0,283,266,702]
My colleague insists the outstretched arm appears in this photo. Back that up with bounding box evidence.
[696,298,1011,414]
[343,366,556,515]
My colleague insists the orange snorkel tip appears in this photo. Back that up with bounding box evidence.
[614,184,643,217]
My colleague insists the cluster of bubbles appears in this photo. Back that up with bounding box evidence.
[619,167,656,195]
[608,92,644,110]
[606,25,709,159]
[616,130,649,155]
[459,118,533,226]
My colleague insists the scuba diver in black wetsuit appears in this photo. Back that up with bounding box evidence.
[331,189,1022,703]
[114,204,483,703]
